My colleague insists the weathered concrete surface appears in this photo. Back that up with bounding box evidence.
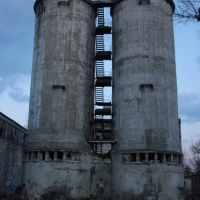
[111,0,184,199]
[22,0,184,199]
[23,0,97,199]
[0,138,24,198]
[0,112,27,198]
[112,0,180,152]
[22,154,112,199]
[27,0,95,151]
[111,153,184,200]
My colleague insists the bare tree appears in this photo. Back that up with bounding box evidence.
[190,140,200,174]
[174,0,200,23]
[184,140,200,175]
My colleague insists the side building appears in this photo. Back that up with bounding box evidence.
[0,112,27,198]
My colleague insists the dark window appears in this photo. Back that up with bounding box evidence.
[122,154,129,162]
[158,153,163,163]
[74,153,80,161]
[57,152,63,159]
[166,154,171,162]
[138,0,150,5]
[66,152,72,160]
[130,153,136,162]
[149,153,154,161]
[49,151,54,160]
[173,154,177,163]
[140,153,145,162]
[36,2,45,16]
[40,151,45,160]
[33,152,38,160]
[58,1,70,6]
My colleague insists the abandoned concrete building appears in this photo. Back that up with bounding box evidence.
[0,112,27,198]
[0,0,185,199]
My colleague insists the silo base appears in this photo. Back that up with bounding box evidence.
[111,153,184,200]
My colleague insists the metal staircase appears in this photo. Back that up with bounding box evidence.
[87,7,117,155]
[96,61,104,77]
[96,35,104,51]
[95,87,104,102]
[97,7,104,26]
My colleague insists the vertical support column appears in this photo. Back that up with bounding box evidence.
[163,153,166,163]
[63,152,67,160]
[39,152,42,160]
[154,153,158,161]
[37,151,40,160]
[171,154,173,163]
[136,153,140,162]
[45,151,49,161]
[145,153,149,162]
[54,152,58,161]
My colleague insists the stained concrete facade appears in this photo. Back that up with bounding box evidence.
[0,112,27,198]
[22,0,99,199]
[21,0,184,199]
[111,0,184,199]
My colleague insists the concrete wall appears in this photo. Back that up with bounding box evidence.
[22,153,111,199]
[0,112,27,198]
[111,0,184,199]
[111,152,184,200]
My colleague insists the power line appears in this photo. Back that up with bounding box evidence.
[0,0,33,33]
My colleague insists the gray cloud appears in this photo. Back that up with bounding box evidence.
[0,0,34,95]
[178,93,200,123]
[8,87,29,103]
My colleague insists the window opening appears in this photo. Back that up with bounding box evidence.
[138,0,150,5]
[122,154,129,162]
[53,85,66,90]
[33,152,38,160]
[66,152,72,160]
[149,153,154,161]
[28,152,31,160]
[57,152,63,159]
[178,156,182,164]
[130,153,136,162]
[158,153,163,163]
[49,151,54,160]
[166,154,171,162]
[173,154,177,163]
[40,151,45,160]
[58,1,70,6]
[140,153,145,162]
[36,2,45,16]
[74,153,80,161]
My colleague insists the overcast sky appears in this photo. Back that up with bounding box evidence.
[0,0,199,150]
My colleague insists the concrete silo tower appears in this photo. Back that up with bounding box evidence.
[22,0,96,199]
[111,0,184,199]
[22,0,184,199]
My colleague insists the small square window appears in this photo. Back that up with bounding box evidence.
[138,0,150,5]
